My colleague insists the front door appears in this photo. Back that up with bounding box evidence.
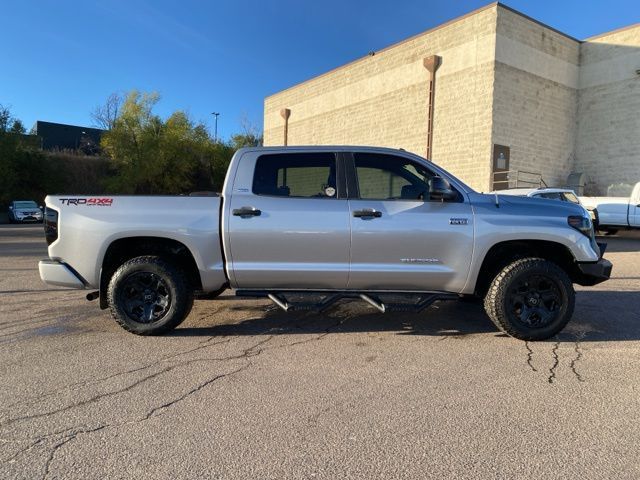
[226,151,351,289]
[346,152,474,292]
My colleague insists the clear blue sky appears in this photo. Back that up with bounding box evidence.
[2,0,638,140]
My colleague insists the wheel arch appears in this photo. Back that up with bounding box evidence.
[473,240,580,297]
[99,236,202,309]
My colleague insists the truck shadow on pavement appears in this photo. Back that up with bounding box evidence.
[174,290,640,343]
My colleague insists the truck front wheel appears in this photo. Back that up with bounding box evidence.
[107,256,194,335]
[483,258,575,341]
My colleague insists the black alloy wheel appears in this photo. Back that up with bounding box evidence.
[107,256,194,335]
[508,273,563,329]
[119,271,172,323]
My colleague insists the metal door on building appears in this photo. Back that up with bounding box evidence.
[491,144,510,190]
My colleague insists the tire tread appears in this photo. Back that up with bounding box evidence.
[483,257,575,341]
[107,255,193,335]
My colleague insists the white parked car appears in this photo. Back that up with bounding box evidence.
[492,188,598,226]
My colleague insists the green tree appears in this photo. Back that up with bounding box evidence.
[99,91,264,194]
[0,105,26,134]
[101,91,213,194]
[10,119,26,134]
[0,106,54,207]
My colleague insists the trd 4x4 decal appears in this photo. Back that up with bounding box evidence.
[60,198,113,206]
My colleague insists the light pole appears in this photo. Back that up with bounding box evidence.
[211,112,220,143]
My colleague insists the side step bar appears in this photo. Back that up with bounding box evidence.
[236,290,460,314]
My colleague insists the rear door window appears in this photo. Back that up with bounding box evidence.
[253,153,338,198]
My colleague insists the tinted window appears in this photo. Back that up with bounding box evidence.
[253,153,337,198]
[354,153,437,200]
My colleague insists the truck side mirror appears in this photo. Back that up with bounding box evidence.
[430,177,457,201]
[8,206,13,210]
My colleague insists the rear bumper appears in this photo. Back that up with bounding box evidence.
[575,258,613,286]
[39,260,85,288]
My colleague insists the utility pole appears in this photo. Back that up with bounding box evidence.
[211,112,220,143]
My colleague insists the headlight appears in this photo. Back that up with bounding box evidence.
[568,214,593,238]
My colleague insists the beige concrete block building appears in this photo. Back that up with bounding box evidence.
[264,2,640,195]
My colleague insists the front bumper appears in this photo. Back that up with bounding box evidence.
[15,215,43,222]
[576,258,613,286]
[39,260,85,288]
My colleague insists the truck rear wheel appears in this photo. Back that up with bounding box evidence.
[483,258,575,341]
[107,256,194,335]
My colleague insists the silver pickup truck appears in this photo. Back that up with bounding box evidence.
[39,146,611,340]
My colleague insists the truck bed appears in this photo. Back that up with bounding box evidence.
[44,195,227,291]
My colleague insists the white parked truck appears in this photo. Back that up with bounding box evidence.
[581,182,640,234]
[39,146,612,340]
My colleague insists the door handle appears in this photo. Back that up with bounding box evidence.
[232,207,261,217]
[353,209,382,218]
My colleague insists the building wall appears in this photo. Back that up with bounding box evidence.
[491,7,580,191]
[264,4,499,191]
[264,3,640,195]
[575,25,640,195]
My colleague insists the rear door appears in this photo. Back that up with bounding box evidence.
[346,152,474,292]
[226,151,351,289]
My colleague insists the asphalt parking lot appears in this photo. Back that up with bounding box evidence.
[1,225,640,479]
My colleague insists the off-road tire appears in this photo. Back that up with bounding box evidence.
[484,258,575,341]
[107,255,194,335]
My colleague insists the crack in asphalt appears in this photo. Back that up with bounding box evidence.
[547,342,560,384]
[2,335,272,475]
[139,363,252,422]
[523,336,587,384]
[569,333,586,383]
[42,425,107,480]
[37,357,252,478]
[525,341,537,372]
[269,314,351,351]
[0,337,232,414]
[1,366,175,426]
[1,310,353,474]
[2,345,270,427]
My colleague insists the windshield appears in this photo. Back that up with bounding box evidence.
[14,201,38,209]
[563,192,580,204]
